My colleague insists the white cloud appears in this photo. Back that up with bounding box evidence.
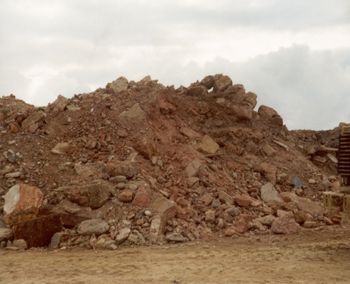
[0,0,350,129]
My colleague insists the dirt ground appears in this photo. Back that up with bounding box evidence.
[1,227,350,284]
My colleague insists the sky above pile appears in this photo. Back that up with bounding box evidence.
[1,0,350,129]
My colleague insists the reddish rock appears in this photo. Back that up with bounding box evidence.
[106,161,138,178]
[117,189,134,203]
[234,194,253,208]
[200,193,214,206]
[234,214,253,234]
[65,180,113,209]
[132,185,152,208]
[224,227,236,237]
[271,216,300,234]
[12,214,62,247]
[4,184,44,225]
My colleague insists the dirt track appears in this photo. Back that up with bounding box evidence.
[1,228,350,284]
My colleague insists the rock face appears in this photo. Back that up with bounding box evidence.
[77,219,109,235]
[4,184,44,225]
[260,183,283,206]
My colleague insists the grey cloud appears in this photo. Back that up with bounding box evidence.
[1,1,350,130]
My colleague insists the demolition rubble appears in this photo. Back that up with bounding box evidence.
[0,74,342,250]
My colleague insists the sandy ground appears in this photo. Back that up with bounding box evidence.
[1,228,350,284]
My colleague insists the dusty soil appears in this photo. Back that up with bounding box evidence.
[1,227,350,284]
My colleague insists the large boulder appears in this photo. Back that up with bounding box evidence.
[65,180,113,209]
[4,184,44,225]
[12,214,63,247]
[107,76,129,94]
[258,105,283,126]
[213,74,232,92]
[281,192,324,217]
[21,110,46,133]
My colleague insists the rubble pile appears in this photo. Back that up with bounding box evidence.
[0,74,341,250]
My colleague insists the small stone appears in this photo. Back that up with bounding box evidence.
[165,232,187,243]
[185,159,202,178]
[77,219,109,235]
[110,175,127,183]
[225,206,241,217]
[12,239,28,250]
[255,215,275,227]
[234,194,253,207]
[224,227,236,237]
[5,172,21,178]
[303,221,319,228]
[117,189,134,203]
[271,216,300,234]
[127,183,139,190]
[200,193,213,206]
[218,190,234,205]
[308,178,317,184]
[144,210,152,217]
[0,228,13,242]
[51,142,71,155]
[211,199,221,208]
[116,182,126,189]
[205,209,216,223]
[116,228,131,244]
[197,135,219,154]
[49,232,64,249]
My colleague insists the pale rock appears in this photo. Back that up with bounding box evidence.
[108,77,129,93]
[116,228,131,244]
[197,135,219,154]
[165,232,188,243]
[12,239,28,250]
[185,159,202,177]
[205,209,216,223]
[260,183,283,206]
[51,142,71,155]
[213,74,232,92]
[77,219,109,235]
[255,215,276,227]
[0,228,13,241]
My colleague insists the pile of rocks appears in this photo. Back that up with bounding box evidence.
[0,74,341,250]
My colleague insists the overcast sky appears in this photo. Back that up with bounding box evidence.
[1,0,350,129]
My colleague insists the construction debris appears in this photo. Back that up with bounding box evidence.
[0,74,343,249]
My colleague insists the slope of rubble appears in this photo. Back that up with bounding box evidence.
[0,74,342,250]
